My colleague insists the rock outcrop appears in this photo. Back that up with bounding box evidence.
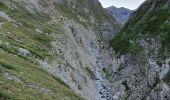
[110,0,170,99]
[0,0,169,100]
[0,0,120,99]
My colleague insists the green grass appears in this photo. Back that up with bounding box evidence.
[53,0,90,28]
[0,49,83,100]
[0,60,16,70]
[110,0,170,57]
[163,71,170,83]
[0,2,59,60]
[0,0,65,60]
[0,1,84,99]
[0,92,11,100]
[0,21,52,59]
[110,32,142,55]
[54,0,118,30]
[52,76,70,88]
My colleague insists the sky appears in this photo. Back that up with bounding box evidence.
[99,0,145,10]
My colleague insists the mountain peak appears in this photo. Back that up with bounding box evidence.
[106,5,132,24]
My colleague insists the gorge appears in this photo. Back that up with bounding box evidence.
[0,0,170,100]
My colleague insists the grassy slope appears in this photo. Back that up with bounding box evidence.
[110,0,170,55]
[110,0,170,83]
[0,49,83,100]
[54,0,119,30]
[0,1,83,100]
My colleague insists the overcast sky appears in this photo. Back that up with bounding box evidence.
[99,0,145,10]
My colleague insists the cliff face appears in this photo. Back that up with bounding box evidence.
[110,0,170,99]
[1,0,169,100]
[106,6,132,24]
[0,0,120,100]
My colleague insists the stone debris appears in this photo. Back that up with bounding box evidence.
[19,48,30,57]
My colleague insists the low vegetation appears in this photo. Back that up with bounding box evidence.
[163,71,170,83]
[0,1,83,99]
[0,48,83,100]
[110,0,170,57]
[85,67,95,80]
[54,0,118,30]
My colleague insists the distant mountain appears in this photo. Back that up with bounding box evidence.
[106,6,132,24]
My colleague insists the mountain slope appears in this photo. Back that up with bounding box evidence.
[2,0,169,100]
[106,6,132,24]
[0,1,83,99]
[0,0,120,99]
[109,0,170,99]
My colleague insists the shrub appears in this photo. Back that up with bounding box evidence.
[156,60,162,67]
[163,71,170,83]
[122,81,130,91]
[85,67,95,80]
[0,92,10,100]
[0,61,16,70]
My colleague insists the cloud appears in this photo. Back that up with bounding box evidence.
[99,0,145,10]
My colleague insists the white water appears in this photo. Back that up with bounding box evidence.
[95,55,107,100]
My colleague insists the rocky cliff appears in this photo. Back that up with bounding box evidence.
[110,0,170,99]
[106,6,132,24]
[0,0,169,100]
[0,0,120,100]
